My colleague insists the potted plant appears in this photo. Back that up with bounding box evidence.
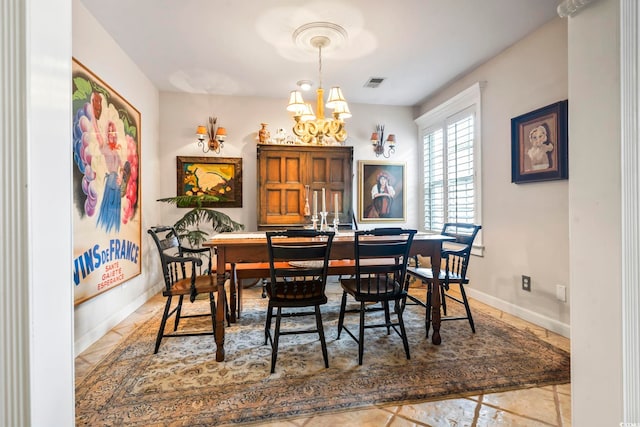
[157,194,244,248]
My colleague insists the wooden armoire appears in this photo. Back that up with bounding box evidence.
[257,144,353,230]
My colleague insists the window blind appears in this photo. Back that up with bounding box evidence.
[423,112,475,232]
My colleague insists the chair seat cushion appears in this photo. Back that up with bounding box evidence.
[340,277,405,301]
[266,279,327,305]
[163,274,217,296]
[406,267,469,284]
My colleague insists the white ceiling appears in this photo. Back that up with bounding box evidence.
[80,0,561,107]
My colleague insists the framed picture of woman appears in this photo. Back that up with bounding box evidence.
[511,100,568,184]
[358,160,406,222]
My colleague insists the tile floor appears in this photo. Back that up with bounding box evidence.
[76,281,571,427]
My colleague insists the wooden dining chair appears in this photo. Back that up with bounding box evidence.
[406,223,482,337]
[148,226,222,354]
[264,229,335,373]
[337,228,416,365]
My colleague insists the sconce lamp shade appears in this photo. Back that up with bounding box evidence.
[196,125,207,137]
[387,134,396,145]
[287,90,306,114]
[215,127,227,142]
[371,132,379,143]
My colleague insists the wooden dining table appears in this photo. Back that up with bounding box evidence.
[204,231,454,362]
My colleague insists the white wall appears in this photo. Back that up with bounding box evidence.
[158,92,416,232]
[416,18,570,335]
[568,0,623,423]
[72,0,163,354]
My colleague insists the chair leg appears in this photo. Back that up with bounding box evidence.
[425,283,432,338]
[270,307,283,374]
[315,305,329,368]
[264,303,273,345]
[223,289,231,327]
[154,296,172,354]
[209,292,216,332]
[237,273,243,319]
[358,301,366,365]
[337,291,348,339]
[174,295,184,331]
[397,297,411,360]
[383,301,391,335]
[441,284,447,316]
[459,284,476,333]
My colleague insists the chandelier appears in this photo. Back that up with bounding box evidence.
[287,22,351,145]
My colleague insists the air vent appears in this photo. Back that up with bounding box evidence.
[364,77,385,88]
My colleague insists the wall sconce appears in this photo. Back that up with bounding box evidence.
[371,124,396,158]
[196,116,227,154]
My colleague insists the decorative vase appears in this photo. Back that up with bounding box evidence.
[258,123,270,144]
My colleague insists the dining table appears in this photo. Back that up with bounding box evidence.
[204,230,455,362]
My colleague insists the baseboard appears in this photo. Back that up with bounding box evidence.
[74,282,164,356]
[466,288,571,338]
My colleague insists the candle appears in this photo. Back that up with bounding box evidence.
[334,193,339,218]
[322,188,326,212]
[313,191,318,215]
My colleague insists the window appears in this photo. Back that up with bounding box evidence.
[415,83,483,253]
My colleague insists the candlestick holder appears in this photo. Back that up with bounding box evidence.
[319,211,328,231]
[303,185,310,216]
[332,217,340,234]
[311,214,319,230]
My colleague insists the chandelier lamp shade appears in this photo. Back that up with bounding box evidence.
[287,22,351,145]
[371,124,396,158]
[196,116,227,154]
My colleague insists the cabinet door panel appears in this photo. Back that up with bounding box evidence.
[265,157,282,182]
[259,148,304,225]
[265,190,281,215]
[310,157,327,183]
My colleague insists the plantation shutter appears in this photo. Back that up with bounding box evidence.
[423,107,475,232]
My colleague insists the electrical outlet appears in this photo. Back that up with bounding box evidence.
[522,275,531,292]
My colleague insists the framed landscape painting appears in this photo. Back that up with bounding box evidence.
[176,156,243,208]
[358,160,406,223]
[511,100,568,184]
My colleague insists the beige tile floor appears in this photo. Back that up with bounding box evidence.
[76,281,571,427]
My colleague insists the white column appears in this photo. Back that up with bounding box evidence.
[621,0,640,420]
[0,0,30,425]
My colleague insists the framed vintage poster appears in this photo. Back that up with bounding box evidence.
[71,58,142,305]
[358,160,406,222]
[511,100,568,184]
[176,156,243,208]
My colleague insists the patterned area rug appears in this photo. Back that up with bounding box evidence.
[75,282,570,426]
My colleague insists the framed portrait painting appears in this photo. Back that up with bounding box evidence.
[71,58,142,305]
[358,161,406,222]
[511,100,568,184]
[176,156,243,208]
